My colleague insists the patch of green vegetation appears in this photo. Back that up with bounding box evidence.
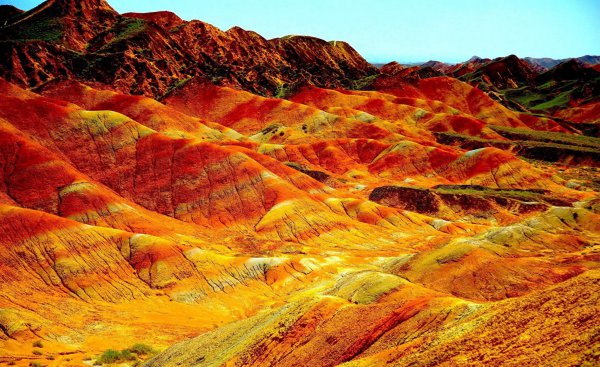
[530,89,571,110]
[29,362,42,367]
[498,77,590,112]
[489,125,600,150]
[274,82,290,99]
[434,185,544,201]
[98,18,146,51]
[114,18,146,41]
[351,74,378,90]
[32,350,42,356]
[94,344,157,365]
[11,17,62,42]
[538,80,557,89]
[95,349,133,365]
[518,140,600,154]
[128,343,156,356]
[506,89,546,107]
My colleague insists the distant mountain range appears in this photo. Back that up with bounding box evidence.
[375,56,600,71]
[523,55,600,70]
[369,54,599,119]
[406,55,600,71]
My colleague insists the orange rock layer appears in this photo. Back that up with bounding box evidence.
[0,73,598,367]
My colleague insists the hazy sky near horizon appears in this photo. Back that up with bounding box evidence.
[3,0,599,63]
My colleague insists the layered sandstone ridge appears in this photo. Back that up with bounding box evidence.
[0,0,377,97]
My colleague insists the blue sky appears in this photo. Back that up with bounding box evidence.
[3,0,599,63]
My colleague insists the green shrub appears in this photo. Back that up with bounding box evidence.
[99,18,147,50]
[12,18,62,42]
[32,350,43,356]
[96,349,121,364]
[30,362,42,367]
[119,349,135,361]
[351,74,378,90]
[94,344,157,365]
[129,343,155,356]
[95,346,147,365]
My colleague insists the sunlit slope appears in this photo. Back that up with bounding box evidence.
[372,76,567,132]
[146,203,600,366]
[2,79,436,252]
[161,78,586,203]
[0,75,597,367]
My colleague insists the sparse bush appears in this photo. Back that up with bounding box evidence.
[32,340,44,348]
[96,349,121,364]
[119,349,135,361]
[32,350,43,356]
[13,18,62,42]
[129,343,155,356]
[94,346,147,365]
[30,362,42,367]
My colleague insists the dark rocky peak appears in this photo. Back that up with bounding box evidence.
[503,54,520,62]
[0,5,23,23]
[537,58,599,83]
[483,55,538,79]
[467,55,485,63]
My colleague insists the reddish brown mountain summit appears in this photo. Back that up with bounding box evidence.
[0,0,377,97]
